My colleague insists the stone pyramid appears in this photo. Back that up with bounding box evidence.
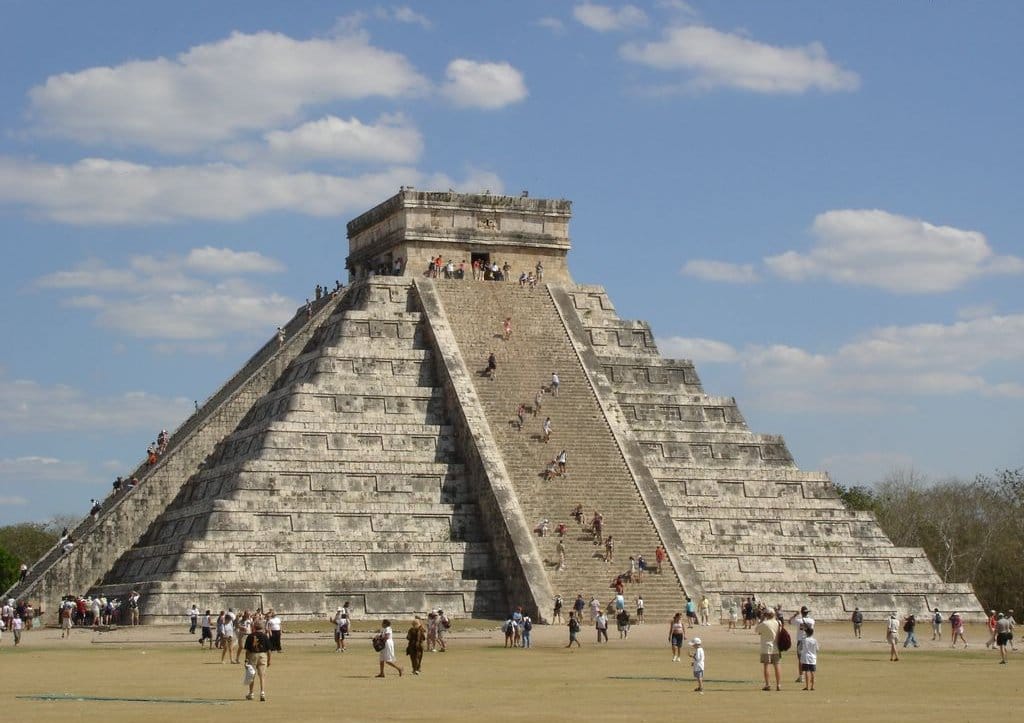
[8,190,983,622]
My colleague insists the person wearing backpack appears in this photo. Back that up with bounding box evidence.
[851,607,864,639]
[566,611,581,648]
[931,608,943,640]
[756,609,782,691]
[521,615,533,648]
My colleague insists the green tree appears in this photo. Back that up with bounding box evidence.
[0,522,58,566]
[0,546,19,591]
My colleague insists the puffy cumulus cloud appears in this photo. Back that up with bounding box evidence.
[441,59,528,109]
[0,156,421,224]
[574,3,649,32]
[680,259,757,283]
[659,336,738,364]
[27,31,427,153]
[185,247,285,275]
[37,250,297,343]
[694,311,1024,414]
[0,373,194,434]
[765,209,1024,293]
[621,25,859,94]
[263,114,423,164]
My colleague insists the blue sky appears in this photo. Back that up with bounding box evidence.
[1,1,1021,525]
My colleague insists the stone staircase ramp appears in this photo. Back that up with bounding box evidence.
[429,279,689,619]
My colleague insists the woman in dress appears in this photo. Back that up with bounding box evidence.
[377,619,404,677]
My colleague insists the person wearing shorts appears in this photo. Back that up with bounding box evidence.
[801,627,819,690]
[996,613,1013,664]
[756,610,782,691]
[244,622,271,701]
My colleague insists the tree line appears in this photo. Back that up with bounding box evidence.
[837,467,1023,614]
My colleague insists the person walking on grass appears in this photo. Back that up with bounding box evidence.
[851,607,863,639]
[903,614,919,648]
[376,619,403,677]
[756,609,782,691]
[243,621,271,702]
[566,612,581,648]
[800,627,818,690]
[406,617,426,674]
[886,612,900,661]
[670,612,686,662]
[950,611,968,648]
[596,610,609,643]
[688,638,705,693]
[931,608,943,640]
[996,613,1013,664]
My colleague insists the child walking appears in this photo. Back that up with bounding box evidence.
[688,637,705,693]
[801,627,818,690]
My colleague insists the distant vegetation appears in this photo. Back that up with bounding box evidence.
[838,467,1024,613]
[0,518,70,589]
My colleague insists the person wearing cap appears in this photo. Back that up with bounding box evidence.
[688,637,705,692]
[886,612,900,661]
[789,606,815,682]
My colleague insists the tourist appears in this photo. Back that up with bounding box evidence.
[851,607,863,638]
[435,609,449,652]
[985,610,998,649]
[189,604,199,634]
[670,612,686,661]
[902,614,919,648]
[502,317,512,341]
[800,627,818,690]
[589,596,601,623]
[603,535,614,563]
[616,608,630,638]
[1007,610,1018,651]
[535,260,544,281]
[790,606,814,682]
[515,403,525,431]
[18,562,28,582]
[221,608,236,663]
[235,611,252,663]
[636,554,646,582]
[636,595,645,624]
[950,610,968,648]
[655,545,666,575]
[521,613,533,648]
[89,498,101,519]
[426,611,438,652]
[699,595,710,626]
[550,371,560,397]
[573,594,585,621]
[333,604,350,652]
[485,352,497,379]
[406,617,426,674]
[376,619,403,677]
[556,449,567,475]
[689,638,705,693]
[60,599,73,638]
[593,606,606,643]
[200,609,213,648]
[533,387,543,416]
[512,607,524,647]
[128,590,141,626]
[553,595,563,624]
[266,609,283,652]
[571,504,583,525]
[11,614,22,646]
[556,538,566,571]
[566,611,581,648]
[685,596,697,626]
[931,608,943,640]
[542,417,552,443]
[886,612,900,661]
[995,613,1013,664]
[756,609,782,690]
[728,600,738,631]
[243,621,271,701]
[503,614,517,647]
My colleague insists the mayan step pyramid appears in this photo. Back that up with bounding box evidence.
[8,190,983,622]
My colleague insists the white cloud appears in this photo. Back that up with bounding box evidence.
[185,247,285,275]
[537,17,565,33]
[574,3,649,32]
[0,156,424,224]
[27,30,427,153]
[441,59,528,109]
[37,251,298,342]
[621,25,859,94]
[680,259,757,283]
[263,114,423,164]
[659,336,739,364]
[386,6,432,29]
[0,375,193,434]
[693,312,1024,414]
[765,209,1024,293]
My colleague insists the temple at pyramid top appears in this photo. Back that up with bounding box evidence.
[345,189,573,282]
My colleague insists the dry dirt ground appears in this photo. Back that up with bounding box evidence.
[0,618,1018,722]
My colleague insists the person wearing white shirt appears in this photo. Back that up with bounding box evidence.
[689,638,705,692]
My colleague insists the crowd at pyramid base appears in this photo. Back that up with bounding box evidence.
[6,191,984,623]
